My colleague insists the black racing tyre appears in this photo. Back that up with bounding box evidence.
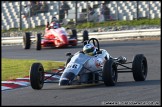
[36,33,41,50]
[30,63,44,90]
[65,55,73,66]
[132,54,148,81]
[102,59,118,86]
[82,30,89,42]
[71,29,77,39]
[23,32,31,49]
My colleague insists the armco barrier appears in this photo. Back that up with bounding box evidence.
[1,29,160,45]
[84,28,160,39]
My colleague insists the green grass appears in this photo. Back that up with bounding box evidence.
[76,18,161,29]
[2,18,160,33]
[2,58,65,81]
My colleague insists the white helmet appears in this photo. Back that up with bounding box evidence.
[83,44,96,56]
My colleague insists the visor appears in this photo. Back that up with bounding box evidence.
[84,47,95,53]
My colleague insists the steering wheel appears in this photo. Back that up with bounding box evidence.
[88,38,100,51]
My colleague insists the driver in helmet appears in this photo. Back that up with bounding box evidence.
[47,16,61,29]
[83,43,97,56]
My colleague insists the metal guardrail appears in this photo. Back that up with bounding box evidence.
[83,28,161,39]
[1,29,161,45]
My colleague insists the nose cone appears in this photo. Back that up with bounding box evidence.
[59,72,75,86]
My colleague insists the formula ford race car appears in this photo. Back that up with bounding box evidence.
[22,27,77,50]
[29,38,148,90]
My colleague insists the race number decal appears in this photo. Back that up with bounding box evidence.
[67,63,80,69]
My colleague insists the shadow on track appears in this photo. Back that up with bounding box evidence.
[115,79,160,87]
[42,79,160,90]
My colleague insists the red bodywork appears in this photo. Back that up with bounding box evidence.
[41,28,77,48]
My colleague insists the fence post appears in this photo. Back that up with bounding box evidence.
[19,1,22,30]
[86,1,88,22]
[149,1,150,19]
[116,1,119,20]
[137,1,139,20]
[75,1,77,26]
[28,4,31,28]
[58,1,60,22]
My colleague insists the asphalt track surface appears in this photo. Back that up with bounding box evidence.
[1,39,161,106]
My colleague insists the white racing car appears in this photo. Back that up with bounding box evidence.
[29,38,148,90]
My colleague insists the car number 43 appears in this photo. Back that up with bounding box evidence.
[67,63,80,69]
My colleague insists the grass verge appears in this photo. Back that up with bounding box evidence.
[2,58,65,81]
[2,18,160,33]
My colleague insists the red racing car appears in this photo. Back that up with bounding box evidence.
[22,27,77,50]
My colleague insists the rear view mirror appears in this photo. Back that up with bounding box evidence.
[66,52,72,56]
[83,40,88,46]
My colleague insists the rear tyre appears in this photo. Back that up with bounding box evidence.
[71,29,77,46]
[82,30,89,42]
[132,54,148,81]
[30,63,44,90]
[102,59,117,86]
[23,32,31,49]
[36,33,41,50]
[71,29,77,39]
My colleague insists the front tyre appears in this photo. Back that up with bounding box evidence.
[36,33,41,50]
[102,59,117,86]
[132,54,148,81]
[30,63,44,90]
[23,32,31,49]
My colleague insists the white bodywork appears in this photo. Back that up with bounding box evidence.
[84,49,110,72]
[59,48,111,85]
